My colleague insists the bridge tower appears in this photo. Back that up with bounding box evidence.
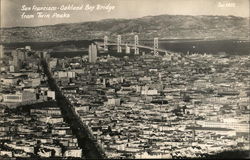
[117,35,122,53]
[104,36,108,51]
[154,38,159,56]
[134,35,139,55]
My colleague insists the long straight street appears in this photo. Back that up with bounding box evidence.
[41,59,106,159]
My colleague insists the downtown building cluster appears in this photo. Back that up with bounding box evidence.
[0,46,55,107]
[0,46,82,158]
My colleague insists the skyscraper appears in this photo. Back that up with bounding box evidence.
[125,43,130,54]
[104,36,108,51]
[17,49,26,62]
[12,50,21,71]
[117,35,122,53]
[88,43,97,63]
[0,45,4,59]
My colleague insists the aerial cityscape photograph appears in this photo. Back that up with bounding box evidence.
[0,0,249,159]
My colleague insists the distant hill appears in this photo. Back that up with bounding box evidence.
[1,14,249,43]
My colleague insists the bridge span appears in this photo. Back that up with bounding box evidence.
[96,42,207,66]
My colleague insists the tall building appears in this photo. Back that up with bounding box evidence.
[125,44,130,54]
[40,51,49,60]
[12,50,21,71]
[17,49,26,61]
[88,43,97,63]
[117,35,122,53]
[0,45,4,59]
[104,36,108,51]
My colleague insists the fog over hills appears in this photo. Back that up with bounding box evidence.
[1,14,249,43]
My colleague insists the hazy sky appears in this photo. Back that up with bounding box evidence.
[1,0,249,27]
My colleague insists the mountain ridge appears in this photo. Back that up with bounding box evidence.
[1,14,249,43]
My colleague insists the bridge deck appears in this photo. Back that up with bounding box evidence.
[96,42,208,66]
